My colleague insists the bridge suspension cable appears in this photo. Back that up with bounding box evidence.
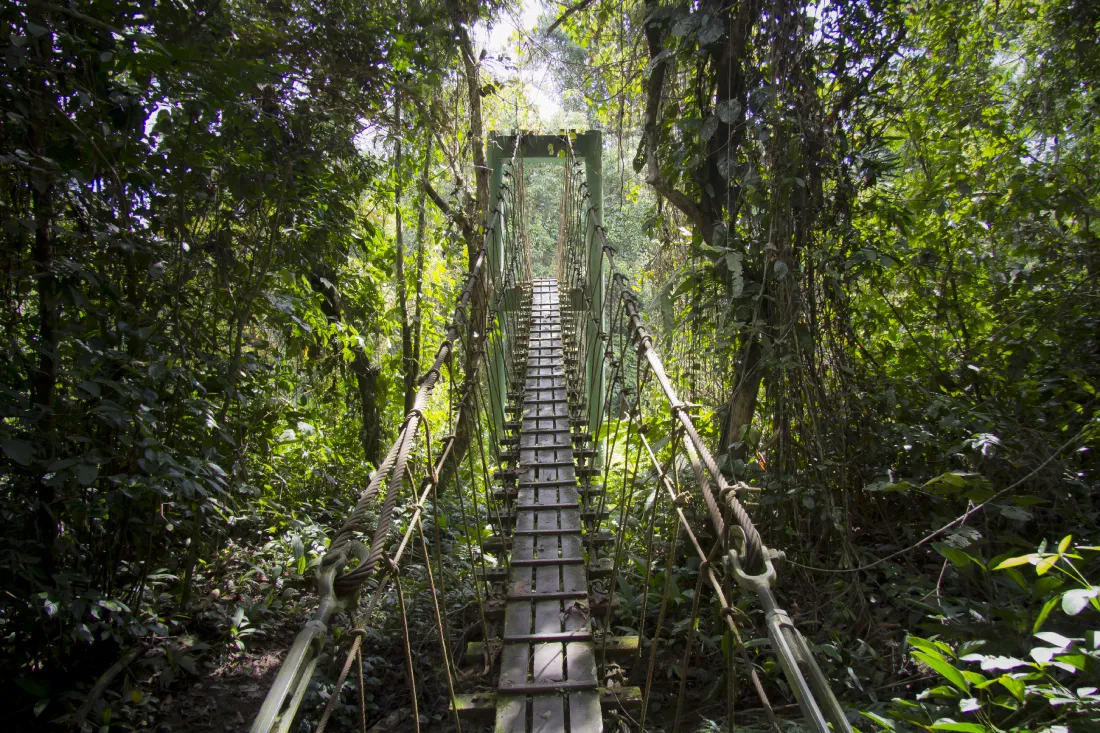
[556,137,853,733]
[251,130,854,733]
[251,147,532,733]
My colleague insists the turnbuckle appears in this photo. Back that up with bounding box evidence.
[727,537,853,733]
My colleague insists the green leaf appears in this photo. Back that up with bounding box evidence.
[923,472,974,495]
[959,654,1027,671]
[934,543,971,567]
[76,463,99,486]
[1054,653,1089,671]
[1036,555,1058,576]
[715,99,740,123]
[999,505,1033,522]
[1062,587,1099,615]
[1034,631,1072,649]
[931,719,986,733]
[861,712,896,731]
[993,555,1034,570]
[1033,595,1060,632]
[914,651,970,691]
[961,671,989,686]
[998,675,1025,702]
[926,684,962,698]
[909,636,953,659]
[1058,535,1072,554]
[2,438,33,466]
[866,479,915,493]
[698,23,723,45]
[701,115,719,142]
[671,12,698,38]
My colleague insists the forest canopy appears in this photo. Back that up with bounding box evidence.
[0,0,1097,731]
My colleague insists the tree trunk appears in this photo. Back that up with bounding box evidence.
[721,333,764,463]
[31,185,59,571]
[352,352,382,468]
[413,133,433,388]
[395,100,415,414]
[28,10,59,574]
[456,23,489,253]
[437,18,492,495]
[455,20,490,343]
[309,264,383,469]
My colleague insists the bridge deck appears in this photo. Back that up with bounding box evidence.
[496,279,602,733]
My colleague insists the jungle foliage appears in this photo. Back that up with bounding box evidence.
[543,0,1100,730]
[1,0,1098,731]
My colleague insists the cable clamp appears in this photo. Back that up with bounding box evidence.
[316,549,347,611]
[404,408,426,426]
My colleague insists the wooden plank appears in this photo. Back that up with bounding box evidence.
[456,688,642,722]
[532,696,565,733]
[566,641,596,684]
[562,599,589,632]
[567,638,602,730]
[498,280,607,733]
[466,636,637,665]
[517,479,577,488]
[560,485,581,503]
[534,597,561,631]
[499,642,529,688]
[560,516,582,549]
[533,642,565,683]
[562,564,586,593]
[510,529,534,597]
[503,631,592,643]
[568,692,602,733]
[495,694,526,733]
[505,599,531,636]
[536,509,558,554]
[512,557,583,567]
[537,484,558,507]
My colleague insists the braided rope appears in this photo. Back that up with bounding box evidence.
[602,237,767,574]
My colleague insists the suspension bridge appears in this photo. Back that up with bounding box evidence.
[249,132,851,733]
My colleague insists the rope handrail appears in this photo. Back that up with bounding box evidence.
[250,156,530,733]
[555,150,853,733]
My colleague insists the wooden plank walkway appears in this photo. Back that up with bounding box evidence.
[496,279,602,733]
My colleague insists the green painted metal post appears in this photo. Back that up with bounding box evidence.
[487,135,507,436]
[481,131,604,437]
[578,131,604,434]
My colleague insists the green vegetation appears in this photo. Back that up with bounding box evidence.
[1,0,1097,731]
